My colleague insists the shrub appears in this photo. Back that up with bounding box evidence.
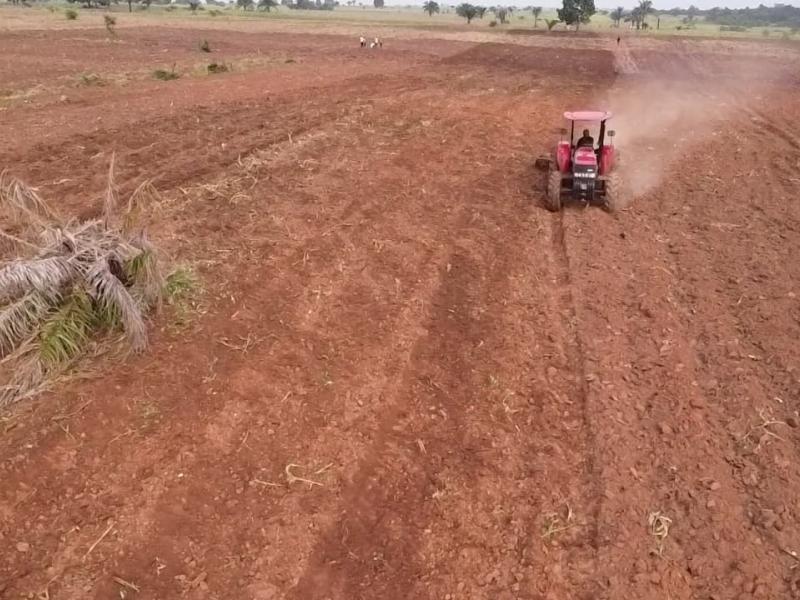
[104,14,116,35]
[153,67,179,80]
[489,19,497,26]
[207,62,229,74]
[455,3,478,23]
[79,73,105,86]
[199,39,211,52]
[65,8,78,19]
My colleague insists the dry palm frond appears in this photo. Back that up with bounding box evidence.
[0,229,41,255]
[0,291,55,356]
[0,165,169,407]
[127,235,164,309]
[39,226,80,256]
[0,353,45,408]
[0,171,58,225]
[123,180,160,234]
[86,258,147,352]
[0,256,76,303]
[102,153,119,229]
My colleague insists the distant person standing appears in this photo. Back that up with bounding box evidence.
[616,36,620,45]
[360,36,366,48]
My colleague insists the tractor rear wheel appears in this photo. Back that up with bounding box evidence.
[546,170,562,212]
[605,173,621,212]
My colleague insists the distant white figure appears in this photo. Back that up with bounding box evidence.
[359,36,366,48]
[374,36,382,48]
[370,40,376,49]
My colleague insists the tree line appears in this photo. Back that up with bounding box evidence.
[445,0,595,30]
[656,2,799,27]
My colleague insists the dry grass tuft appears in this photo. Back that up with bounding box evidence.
[739,407,788,450]
[648,511,672,556]
[206,62,230,75]
[541,502,575,540]
[153,66,179,81]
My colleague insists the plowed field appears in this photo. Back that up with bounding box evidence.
[2,14,800,600]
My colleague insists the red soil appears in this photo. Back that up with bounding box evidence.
[2,20,800,600]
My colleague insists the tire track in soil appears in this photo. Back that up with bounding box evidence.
[541,211,602,598]
[286,248,484,600]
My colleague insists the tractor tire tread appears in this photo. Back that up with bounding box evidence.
[546,170,562,212]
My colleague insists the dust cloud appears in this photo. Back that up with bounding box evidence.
[605,81,728,204]
[603,43,791,206]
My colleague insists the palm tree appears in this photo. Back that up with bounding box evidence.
[626,5,642,29]
[532,6,542,27]
[496,6,508,23]
[423,0,439,16]
[610,5,624,27]
[638,0,653,28]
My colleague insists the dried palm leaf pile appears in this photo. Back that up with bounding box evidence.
[0,161,166,407]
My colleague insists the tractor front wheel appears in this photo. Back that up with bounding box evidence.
[605,173,621,212]
[546,170,562,212]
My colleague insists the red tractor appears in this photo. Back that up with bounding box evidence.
[542,111,620,212]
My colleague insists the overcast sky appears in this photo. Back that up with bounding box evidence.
[390,0,800,8]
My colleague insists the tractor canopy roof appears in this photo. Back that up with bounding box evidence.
[564,111,612,122]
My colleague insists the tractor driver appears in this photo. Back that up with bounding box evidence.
[576,128,595,149]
